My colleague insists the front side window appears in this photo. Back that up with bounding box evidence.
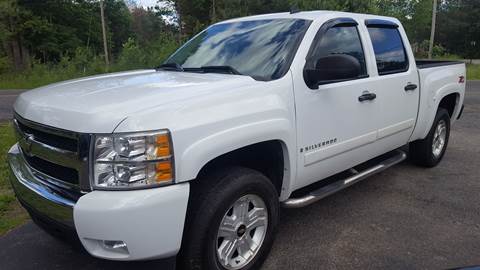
[312,25,368,77]
[166,19,311,81]
[367,27,408,75]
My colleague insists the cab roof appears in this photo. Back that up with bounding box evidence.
[219,10,399,25]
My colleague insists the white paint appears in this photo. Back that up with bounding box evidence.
[304,131,378,166]
[377,119,415,139]
[74,183,190,260]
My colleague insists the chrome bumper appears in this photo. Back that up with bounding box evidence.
[9,143,190,261]
[8,143,75,228]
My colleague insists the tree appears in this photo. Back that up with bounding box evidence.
[104,0,133,56]
[0,0,133,71]
[131,6,176,45]
[0,0,33,70]
[170,0,291,36]
[436,0,480,58]
[170,0,383,36]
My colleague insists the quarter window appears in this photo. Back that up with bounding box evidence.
[367,27,408,75]
[312,25,367,76]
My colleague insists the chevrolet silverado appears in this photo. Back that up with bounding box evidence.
[7,10,465,270]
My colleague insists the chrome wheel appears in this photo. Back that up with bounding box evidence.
[432,119,447,158]
[216,194,268,270]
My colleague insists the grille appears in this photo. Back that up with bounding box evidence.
[24,155,79,185]
[16,120,78,152]
[13,115,91,195]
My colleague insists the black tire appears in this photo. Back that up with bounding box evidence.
[409,108,451,167]
[179,167,279,270]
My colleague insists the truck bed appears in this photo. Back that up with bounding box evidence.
[416,60,464,69]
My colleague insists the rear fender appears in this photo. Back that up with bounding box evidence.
[413,83,463,141]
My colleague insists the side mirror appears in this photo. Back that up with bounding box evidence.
[304,54,362,89]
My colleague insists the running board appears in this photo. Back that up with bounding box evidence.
[282,150,407,208]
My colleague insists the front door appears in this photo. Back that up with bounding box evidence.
[292,18,382,188]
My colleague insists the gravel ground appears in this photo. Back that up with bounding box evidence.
[0,82,479,270]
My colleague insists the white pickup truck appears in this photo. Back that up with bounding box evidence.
[8,11,465,270]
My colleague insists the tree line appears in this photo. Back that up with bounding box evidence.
[171,0,479,59]
[0,0,479,77]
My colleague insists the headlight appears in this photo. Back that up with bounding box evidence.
[92,130,174,190]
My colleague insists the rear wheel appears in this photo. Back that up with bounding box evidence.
[410,108,451,167]
[179,167,279,270]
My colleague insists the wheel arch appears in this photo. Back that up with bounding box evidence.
[195,140,289,197]
[174,119,296,200]
[438,92,460,118]
[426,90,461,136]
[412,86,463,141]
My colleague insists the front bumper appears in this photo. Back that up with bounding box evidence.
[8,143,190,262]
[8,144,75,227]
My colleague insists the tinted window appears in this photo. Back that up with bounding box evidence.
[166,19,311,81]
[367,27,408,74]
[312,26,367,76]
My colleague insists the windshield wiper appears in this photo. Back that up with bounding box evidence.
[197,65,243,75]
[156,62,184,72]
[158,64,246,77]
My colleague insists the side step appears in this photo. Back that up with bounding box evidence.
[282,150,407,208]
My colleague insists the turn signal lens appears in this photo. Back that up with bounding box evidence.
[155,135,171,157]
[155,162,173,182]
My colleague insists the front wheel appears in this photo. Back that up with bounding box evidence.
[216,194,269,269]
[179,167,279,270]
[410,108,451,167]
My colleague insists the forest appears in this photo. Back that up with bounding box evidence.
[0,0,479,89]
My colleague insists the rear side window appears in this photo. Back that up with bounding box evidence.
[367,27,408,75]
[312,26,367,76]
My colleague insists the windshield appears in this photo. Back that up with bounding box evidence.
[165,19,311,81]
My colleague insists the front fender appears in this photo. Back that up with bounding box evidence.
[112,74,298,200]
[174,118,295,198]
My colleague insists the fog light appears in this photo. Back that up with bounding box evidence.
[103,240,129,254]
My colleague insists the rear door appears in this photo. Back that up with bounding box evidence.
[363,20,420,147]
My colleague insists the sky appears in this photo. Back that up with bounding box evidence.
[130,0,159,8]
[126,0,177,24]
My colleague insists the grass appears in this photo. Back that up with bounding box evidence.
[467,64,480,80]
[0,66,106,90]
[0,123,29,236]
[0,36,179,90]
[0,72,82,89]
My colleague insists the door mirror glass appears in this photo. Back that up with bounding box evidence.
[304,54,362,88]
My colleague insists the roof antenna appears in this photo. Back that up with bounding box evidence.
[290,5,300,14]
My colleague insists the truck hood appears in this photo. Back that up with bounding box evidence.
[14,70,257,133]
